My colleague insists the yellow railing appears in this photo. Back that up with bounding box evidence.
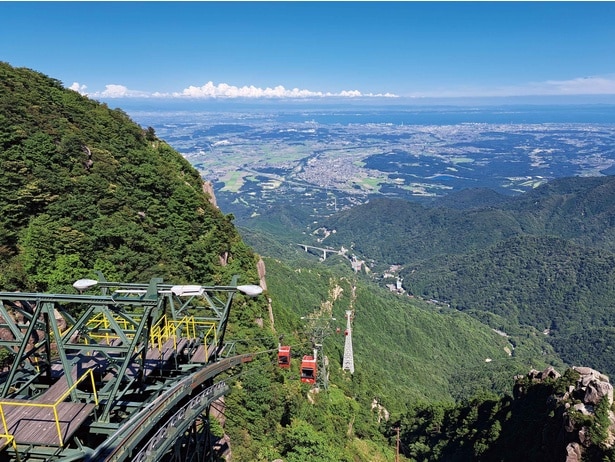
[0,432,20,461]
[199,321,218,360]
[86,312,218,360]
[149,316,217,355]
[86,312,138,345]
[149,314,168,351]
[0,369,98,447]
[174,315,198,340]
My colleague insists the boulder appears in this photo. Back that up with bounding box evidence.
[565,442,583,462]
[584,380,613,406]
[574,366,609,385]
[573,403,594,416]
[540,366,561,380]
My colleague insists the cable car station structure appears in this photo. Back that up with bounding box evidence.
[0,274,262,462]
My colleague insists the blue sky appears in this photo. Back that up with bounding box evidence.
[2,1,615,101]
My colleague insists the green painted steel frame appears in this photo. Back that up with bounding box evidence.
[0,274,253,461]
[86,354,254,462]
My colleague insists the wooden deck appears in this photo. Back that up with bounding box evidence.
[0,338,195,448]
[0,399,94,446]
[190,343,216,363]
[104,337,189,380]
[45,354,106,403]
[0,355,100,447]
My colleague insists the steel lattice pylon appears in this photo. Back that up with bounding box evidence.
[342,310,354,374]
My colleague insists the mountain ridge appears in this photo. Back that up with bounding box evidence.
[0,61,260,292]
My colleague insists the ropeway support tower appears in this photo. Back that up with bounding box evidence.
[342,310,354,374]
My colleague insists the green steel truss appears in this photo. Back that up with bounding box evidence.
[0,275,261,462]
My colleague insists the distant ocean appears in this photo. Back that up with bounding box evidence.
[266,106,615,125]
[116,98,615,126]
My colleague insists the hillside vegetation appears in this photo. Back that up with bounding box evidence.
[266,256,566,402]
[318,177,615,377]
[0,61,258,291]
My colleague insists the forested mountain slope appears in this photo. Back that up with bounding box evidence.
[0,61,258,292]
[322,175,615,267]
[402,234,615,375]
[502,175,615,247]
[321,196,524,267]
[0,62,407,461]
[429,187,511,210]
[318,176,615,378]
[262,257,564,402]
[393,366,615,462]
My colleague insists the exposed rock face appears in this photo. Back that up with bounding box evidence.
[527,366,561,381]
[516,366,615,462]
[211,396,226,427]
[0,302,66,355]
[569,366,613,408]
[254,258,273,330]
[371,398,390,423]
[202,180,218,208]
[267,297,275,332]
[219,251,229,266]
[256,258,267,291]
[585,380,613,406]
[565,442,583,462]
[211,397,232,461]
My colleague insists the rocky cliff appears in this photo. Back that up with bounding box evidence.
[515,366,615,462]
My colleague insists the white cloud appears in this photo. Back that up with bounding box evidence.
[97,84,150,98]
[68,81,398,99]
[101,84,131,98]
[540,76,615,95]
[409,75,615,98]
[338,90,362,97]
[171,81,396,99]
[76,84,151,98]
[69,82,87,94]
[70,75,615,101]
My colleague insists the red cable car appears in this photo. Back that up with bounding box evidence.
[278,345,291,369]
[300,355,317,384]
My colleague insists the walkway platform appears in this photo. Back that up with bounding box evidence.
[0,400,94,446]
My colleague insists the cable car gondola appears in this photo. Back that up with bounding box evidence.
[300,355,317,384]
[278,345,291,369]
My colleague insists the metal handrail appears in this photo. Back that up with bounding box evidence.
[0,368,98,447]
[86,312,138,345]
[150,316,217,351]
[0,431,20,461]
